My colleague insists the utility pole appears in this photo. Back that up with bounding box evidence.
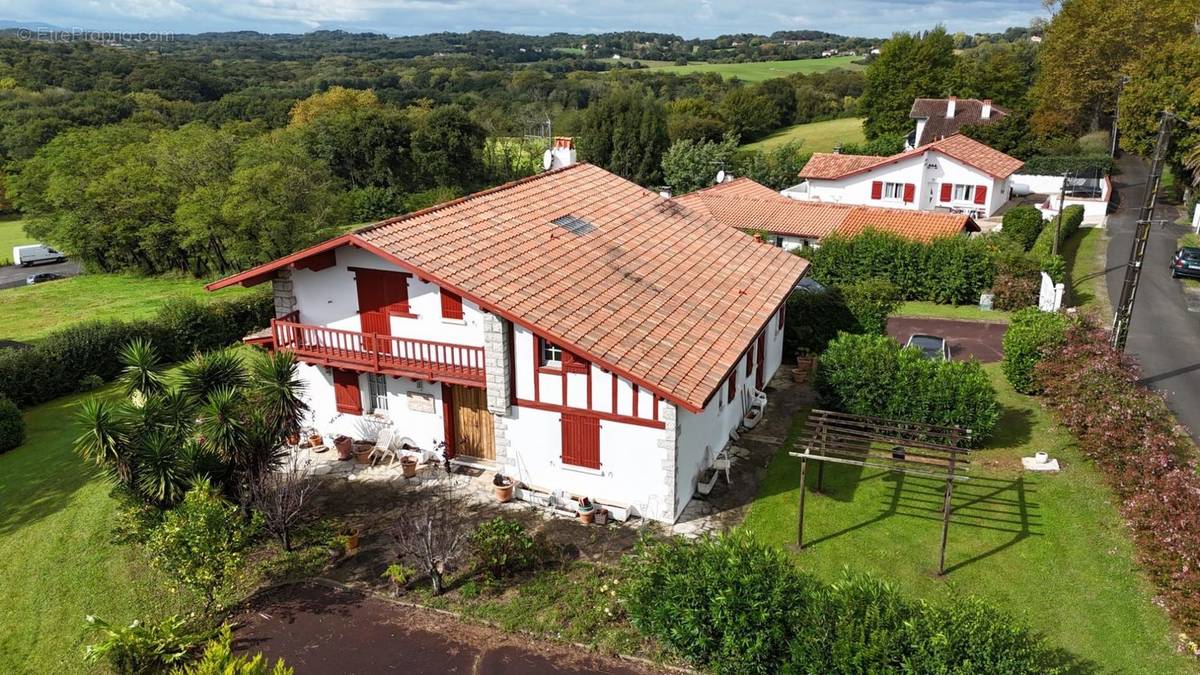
[1111,111,1175,351]
[1111,76,1130,158]
[1052,171,1070,256]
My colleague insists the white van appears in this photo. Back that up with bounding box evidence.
[12,244,66,267]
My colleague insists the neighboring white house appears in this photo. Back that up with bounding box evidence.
[207,160,805,524]
[907,96,1007,149]
[782,133,1025,219]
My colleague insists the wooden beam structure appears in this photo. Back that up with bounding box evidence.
[790,409,970,575]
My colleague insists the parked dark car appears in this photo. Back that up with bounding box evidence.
[26,272,64,285]
[1170,247,1200,279]
[905,334,951,361]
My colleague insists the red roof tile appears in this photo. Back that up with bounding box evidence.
[210,165,808,413]
[678,176,784,201]
[836,206,977,243]
[797,133,1024,181]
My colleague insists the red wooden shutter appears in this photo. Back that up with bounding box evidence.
[563,350,589,374]
[356,271,391,336]
[940,183,953,202]
[561,413,600,469]
[440,289,463,320]
[974,185,988,204]
[332,369,362,415]
[745,346,754,376]
[777,306,785,330]
[903,183,915,203]
[385,272,410,315]
[727,372,737,403]
[755,333,767,389]
[870,181,883,199]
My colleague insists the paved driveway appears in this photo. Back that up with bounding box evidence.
[234,582,654,675]
[1105,154,1200,441]
[887,317,1006,363]
[0,260,82,290]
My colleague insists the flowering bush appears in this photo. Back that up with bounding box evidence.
[1035,318,1200,633]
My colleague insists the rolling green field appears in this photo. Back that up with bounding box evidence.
[644,55,863,82]
[742,364,1190,673]
[0,273,252,343]
[0,218,35,266]
[739,117,866,153]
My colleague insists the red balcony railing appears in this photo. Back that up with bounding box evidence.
[271,318,485,385]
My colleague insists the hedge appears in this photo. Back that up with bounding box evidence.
[0,293,272,409]
[0,395,23,454]
[784,287,858,356]
[1001,308,1067,394]
[1030,204,1084,263]
[620,532,1066,675]
[815,333,999,445]
[1022,154,1114,176]
[1036,318,1200,633]
[807,230,993,305]
[1000,205,1045,251]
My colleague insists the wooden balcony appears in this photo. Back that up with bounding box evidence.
[270,317,486,386]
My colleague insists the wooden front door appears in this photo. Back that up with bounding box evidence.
[450,385,494,460]
[755,332,767,389]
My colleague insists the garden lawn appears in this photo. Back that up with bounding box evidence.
[0,218,35,266]
[644,55,863,82]
[739,117,866,153]
[0,387,196,674]
[1064,226,1112,323]
[892,300,1011,322]
[0,273,252,343]
[742,364,1190,673]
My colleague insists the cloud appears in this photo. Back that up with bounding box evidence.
[5,0,1048,38]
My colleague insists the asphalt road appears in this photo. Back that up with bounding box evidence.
[1105,154,1200,441]
[0,259,81,290]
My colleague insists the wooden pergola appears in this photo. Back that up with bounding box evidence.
[790,409,971,575]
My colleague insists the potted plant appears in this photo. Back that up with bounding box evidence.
[577,497,595,524]
[354,441,373,464]
[334,434,354,461]
[794,350,817,383]
[308,432,325,448]
[286,432,301,446]
[382,563,415,597]
[493,473,515,502]
[594,508,609,526]
[344,527,361,554]
[697,467,720,495]
[400,455,418,478]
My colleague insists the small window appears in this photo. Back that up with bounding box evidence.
[727,372,737,403]
[540,339,564,368]
[953,184,975,202]
[440,289,464,320]
[366,373,388,413]
[883,182,905,200]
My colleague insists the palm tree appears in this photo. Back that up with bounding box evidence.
[250,350,309,441]
[119,338,166,399]
[179,349,247,403]
[196,387,247,462]
[135,430,190,507]
[75,397,135,487]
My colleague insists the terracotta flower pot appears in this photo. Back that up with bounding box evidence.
[286,432,301,446]
[400,456,418,478]
[578,508,595,524]
[345,529,360,553]
[334,435,354,461]
[308,434,325,448]
[494,482,514,503]
[354,449,373,465]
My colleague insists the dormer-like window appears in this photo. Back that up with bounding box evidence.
[540,340,563,368]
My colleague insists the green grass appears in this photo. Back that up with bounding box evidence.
[0,273,251,343]
[0,387,196,674]
[644,55,863,82]
[892,300,1011,322]
[742,364,1190,673]
[1064,226,1113,323]
[0,217,36,266]
[739,117,866,153]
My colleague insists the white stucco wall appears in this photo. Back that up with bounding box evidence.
[299,362,447,449]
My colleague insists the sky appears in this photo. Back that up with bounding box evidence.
[3,0,1048,39]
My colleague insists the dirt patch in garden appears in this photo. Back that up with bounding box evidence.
[233,581,660,674]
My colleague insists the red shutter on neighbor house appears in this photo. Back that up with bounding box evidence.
[561,412,600,469]
[940,183,953,202]
[440,289,463,320]
[332,369,362,415]
[975,185,988,204]
[903,183,916,203]
[870,181,883,199]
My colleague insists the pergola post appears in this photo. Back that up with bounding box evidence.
[938,452,958,575]
[796,457,809,549]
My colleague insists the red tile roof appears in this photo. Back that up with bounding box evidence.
[209,164,807,413]
[678,176,784,201]
[797,133,1024,180]
[909,98,1008,146]
[675,178,976,243]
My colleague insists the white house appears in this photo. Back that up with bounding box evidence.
[207,159,806,524]
[907,96,1007,149]
[782,133,1025,219]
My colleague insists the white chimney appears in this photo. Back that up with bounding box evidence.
[981,99,992,119]
[659,187,673,199]
[546,136,576,170]
[946,96,957,118]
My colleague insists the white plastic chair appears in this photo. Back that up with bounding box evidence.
[367,427,396,465]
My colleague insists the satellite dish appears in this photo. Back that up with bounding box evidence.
[542,149,553,171]
[715,169,726,184]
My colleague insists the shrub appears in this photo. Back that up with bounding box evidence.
[840,277,901,335]
[470,516,541,580]
[1001,308,1067,394]
[1030,204,1084,266]
[784,287,858,356]
[815,333,999,444]
[84,614,211,675]
[0,395,23,454]
[991,273,1039,311]
[177,626,293,675]
[1001,206,1045,251]
[0,292,270,408]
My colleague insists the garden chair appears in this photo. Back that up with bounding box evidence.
[367,427,397,466]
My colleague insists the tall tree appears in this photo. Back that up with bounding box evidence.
[410,105,487,190]
[577,87,670,185]
[661,134,740,194]
[860,28,957,140]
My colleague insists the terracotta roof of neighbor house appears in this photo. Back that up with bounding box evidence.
[676,177,977,242]
[678,176,784,201]
[208,164,807,413]
[797,133,1024,181]
[909,98,1008,146]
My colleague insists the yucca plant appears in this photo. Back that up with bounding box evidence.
[179,349,247,403]
[135,430,192,508]
[250,350,309,441]
[196,387,247,462]
[120,338,166,399]
[75,397,136,487]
